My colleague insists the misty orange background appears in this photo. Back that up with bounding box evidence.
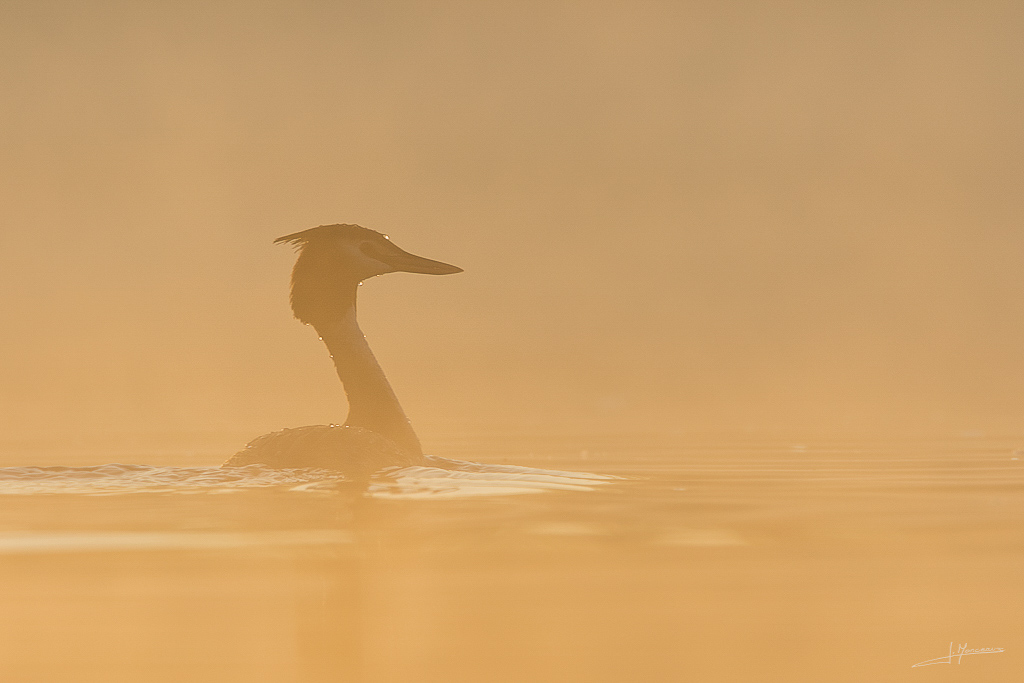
[1,1,1022,453]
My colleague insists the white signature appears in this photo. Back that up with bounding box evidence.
[912,642,1004,668]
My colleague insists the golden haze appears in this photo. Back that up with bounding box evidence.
[0,1,1022,450]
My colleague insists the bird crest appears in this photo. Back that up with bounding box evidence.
[274,224,384,248]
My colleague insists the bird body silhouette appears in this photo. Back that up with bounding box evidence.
[223,224,461,477]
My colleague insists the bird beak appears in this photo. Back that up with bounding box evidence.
[379,243,463,275]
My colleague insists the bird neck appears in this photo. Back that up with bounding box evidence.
[311,286,422,458]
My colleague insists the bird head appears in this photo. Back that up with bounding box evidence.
[275,224,462,325]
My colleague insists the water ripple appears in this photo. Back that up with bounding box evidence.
[0,459,616,498]
[0,463,341,496]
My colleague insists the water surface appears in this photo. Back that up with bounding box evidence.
[0,435,1020,682]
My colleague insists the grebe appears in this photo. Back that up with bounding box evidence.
[223,224,462,478]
